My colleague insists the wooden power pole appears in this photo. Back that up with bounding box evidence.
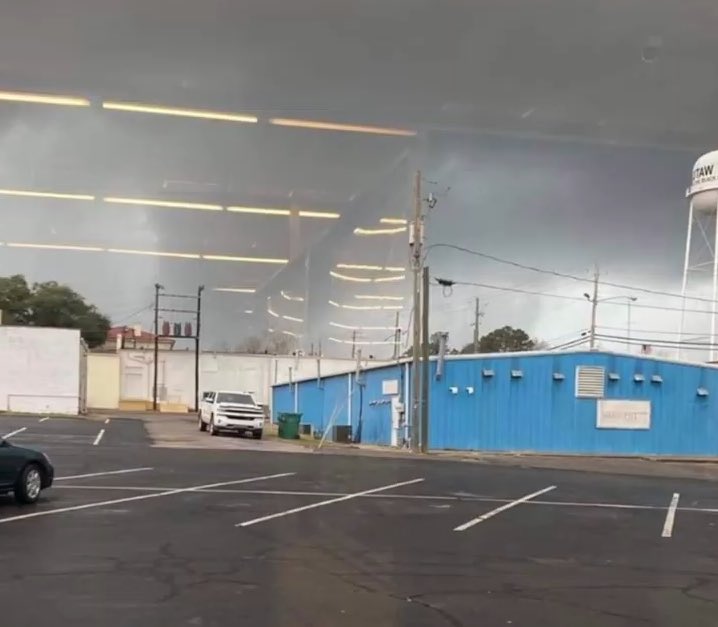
[410,170,423,452]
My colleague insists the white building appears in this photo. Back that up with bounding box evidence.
[0,326,86,414]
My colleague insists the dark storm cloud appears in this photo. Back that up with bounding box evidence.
[2,0,718,353]
[0,107,705,351]
[422,134,702,350]
[426,135,692,280]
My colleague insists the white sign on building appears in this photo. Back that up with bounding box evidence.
[382,379,399,395]
[597,400,651,430]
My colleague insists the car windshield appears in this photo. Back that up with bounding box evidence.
[4,4,718,627]
[216,393,254,405]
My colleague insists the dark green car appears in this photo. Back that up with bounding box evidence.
[0,438,54,504]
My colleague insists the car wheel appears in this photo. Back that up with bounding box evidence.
[15,463,43,504]
[253,430,263,440]
[209,415,218,436]
[198,414,207,432]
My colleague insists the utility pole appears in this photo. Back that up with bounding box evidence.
[472,297,483,352]
[152,283,162,411]
[626,298,636,352]
[410,170,423,453]
[393,311,401,360]
[153,284,202,412]
[420,266,430,453]
[194,285,204,413]
[588,266,599,350]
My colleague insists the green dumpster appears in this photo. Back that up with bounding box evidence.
[277,412,302,440]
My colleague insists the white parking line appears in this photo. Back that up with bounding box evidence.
[55,467,154,481]
[237,477,425,528]
[39,416,50,423]
[3,427,27,438]
[49,484,718,517]
[104,418,110,424]
[454,485,557,532]
[0,472,296,525]
[662,492,681,538]
[93,429,105,446]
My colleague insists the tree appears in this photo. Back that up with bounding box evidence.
[236,331,298,355]
[0,275,32,324]
[236,335,264,354]
[461,326,538,354]
[0,276,110,348]
[403,332,447,357]
[460,342,477,354]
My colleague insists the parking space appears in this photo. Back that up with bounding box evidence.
[2,416,718,625]
[1,414,148,453]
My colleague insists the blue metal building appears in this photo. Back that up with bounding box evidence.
[271,350,718,457]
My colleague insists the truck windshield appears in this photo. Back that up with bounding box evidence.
[216,393,254,405]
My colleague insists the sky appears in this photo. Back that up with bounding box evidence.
[0,0,716,358]
[422,135,702,354]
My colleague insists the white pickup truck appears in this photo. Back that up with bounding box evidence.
[198,390,265,439]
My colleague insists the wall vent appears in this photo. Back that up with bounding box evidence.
[575,366,605,398]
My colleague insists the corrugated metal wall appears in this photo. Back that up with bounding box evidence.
[272,351,718,456]
[428,353,718,455]
[272,364,405,445]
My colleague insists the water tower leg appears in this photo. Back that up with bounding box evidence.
[679,201,695,359]
[712,201,718,362]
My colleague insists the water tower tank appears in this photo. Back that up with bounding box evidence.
[688,150,718,212]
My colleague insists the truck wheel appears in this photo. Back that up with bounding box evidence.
[198,415,207,432]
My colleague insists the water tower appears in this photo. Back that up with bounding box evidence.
[682,150,718,359]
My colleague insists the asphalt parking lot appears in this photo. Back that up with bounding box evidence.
[2,415,718,626]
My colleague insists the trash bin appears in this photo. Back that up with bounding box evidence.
[277,412,302,440]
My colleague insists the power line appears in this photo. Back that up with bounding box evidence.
[546,332,718,352]
[428,243,718,305]
[548,336,590,351]
[434,277,718,315]
[543,329,589,345]
[594,333,718,348]
[441,278,579,302]
[112,302,153,325]
[596,325,709,337]
[594,337,709,353]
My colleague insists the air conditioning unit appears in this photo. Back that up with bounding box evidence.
[332,425,352,444]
